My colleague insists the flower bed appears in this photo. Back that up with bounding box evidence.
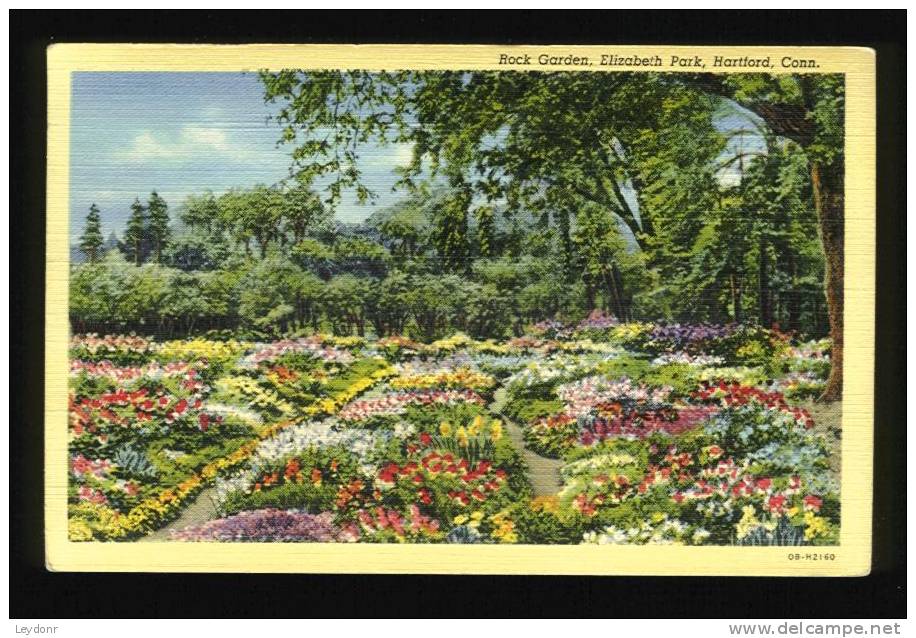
[67,335,394,541]
[67,326,839,546]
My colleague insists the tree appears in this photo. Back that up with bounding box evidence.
[261,69,844,401]
[682,74,845,401]
[431,186,473,275]
[572,203,633,321]
[283,182,329,243]
[79,203,104,263]
[324,275,371,336]
[123,198,147,266]
[237,256,301,334]
[332,237,390,279]
[147,191,171,263]
[368,191,432,264]
[217,185,287,258]
[365,271,412,336]
[260,71,722,255]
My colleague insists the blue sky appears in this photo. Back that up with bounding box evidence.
[69,72,412,240]
[69,72,763,241]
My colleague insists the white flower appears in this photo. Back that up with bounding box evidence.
[392,421,416,439]
[651,352,725,367]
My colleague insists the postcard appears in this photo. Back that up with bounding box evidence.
[46,44,875,575]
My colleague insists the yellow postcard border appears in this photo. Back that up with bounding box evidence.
[45,44,876,575]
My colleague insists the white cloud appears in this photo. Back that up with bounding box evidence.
[393,143,414,167]
[121,125,246,162]
[361,143,415,171]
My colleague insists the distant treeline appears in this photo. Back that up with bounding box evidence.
[72,165,829,341]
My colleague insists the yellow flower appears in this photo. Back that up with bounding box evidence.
[439,422,452,436]
[455,426,469,447]
[453,514,469,525]
[68,518,94,542]
[530,496,559,513]
[468,415,484,436]
[803,511,829,540]
[735,505,760,540]
[488,419,503,442]
[488,510,518,543]
[470,511,485,521]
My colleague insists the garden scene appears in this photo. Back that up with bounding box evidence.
[67,70,844,545]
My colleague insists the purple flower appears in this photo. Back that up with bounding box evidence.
[649,323,737,348]
[575,310,619,331]
[169,509,350,542]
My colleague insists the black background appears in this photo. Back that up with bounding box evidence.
[10,10,906,619]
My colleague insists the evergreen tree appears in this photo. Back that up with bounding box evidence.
[123,197,147,266]
[79,203,104,263]
[147,191,170,263]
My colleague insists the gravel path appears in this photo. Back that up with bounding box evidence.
[143,380,566,541]
[140,486,221,541]
[489,388,564,497]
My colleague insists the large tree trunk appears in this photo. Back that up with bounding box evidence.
[811,159,844,402]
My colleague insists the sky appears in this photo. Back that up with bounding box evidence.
[69,72,764,242]
[69,72,412,241]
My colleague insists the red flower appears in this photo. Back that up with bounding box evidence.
[378,463,400,485]
[198,413,210,431]
[419,432,432,446]
[284,458,301,481]
[767,495,787,513]
[756,478,772,491]
[449,491,470,506]
[803,495,823,511]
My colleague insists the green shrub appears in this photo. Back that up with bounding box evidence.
[641,363,701,396]
[219,481,339,517]
[594,355,652,381]
[512,504,586,544]
[504,398,563,425]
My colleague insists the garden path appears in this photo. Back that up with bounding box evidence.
[140,486,220,541]
[142,379,566,539]
[489,388,564,497]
